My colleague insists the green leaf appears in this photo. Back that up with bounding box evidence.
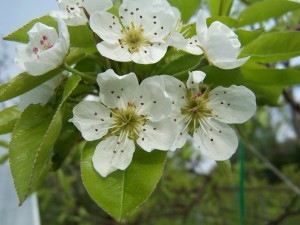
[4,15,96,51]
[208,0,233,16]
[235,29,264,46]
[216,160,232,177]
[0,153,8,164]
[0,69,61,102]
[9,75,81,204]
[241,67,300,86]
[81,142,167,221]
[207,16,240,28]
[169,0,202,23]
[238,0,300,26]
[240,32,300,62]
[0,105,21,134]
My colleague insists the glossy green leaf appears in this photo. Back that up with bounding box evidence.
[208,0,233,16]
[235,29,264,46]
[0,105,21,134]
[4,15,96,51]
[0,69,61,102]
[216,160,232,177]
[207,16,240,28]
[169,0,202,23]
[238,0,300,26]
[81,141,167,221]
[10,104,59,204]
[241,67,300,86]
[240,32,300,62]
[9,75,81,204]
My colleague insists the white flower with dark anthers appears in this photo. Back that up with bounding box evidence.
[160,71,256,160]
[50,0,113,26]
[89,0,178,64]
[176,10,250,69]
[70,69,175,177]
[15,19,69,76]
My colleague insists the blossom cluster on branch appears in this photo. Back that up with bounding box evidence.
[12,0,256,177]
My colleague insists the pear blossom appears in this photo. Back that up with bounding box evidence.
[15,19,69,76]
[18,73,66,110]
[175,10,249,69]
[70,69,175,177]
[89,0,178,64]
[50,0,113,26]
[160,71,256,160]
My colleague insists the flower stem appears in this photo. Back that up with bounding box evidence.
[63,63,96,82]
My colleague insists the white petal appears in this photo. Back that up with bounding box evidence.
[57,18,70,51]
[84,0,112,15]
[131,43,168,64]
[97,69,140,109]
[137,119,176,152]
[70,101,113,141]
[49,10,87,26]
[136,76,172,121]
[168,114,190,151]
[193,118,238,160]
[213,57,250,70]
[24,61,58,76]
[90,11,123,43]
[15,45,30,71]
[196,10,208,44]
[187,71,206,91]
[27,23,58,45]
[167,32,188,50]
[184,36,203,55]
[92,136,135,177]
[161,75,186,111]
[208,22,237,42]
[207,85,256,124]
[97,42,132,62]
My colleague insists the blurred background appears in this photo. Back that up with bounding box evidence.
[1,0,300,225]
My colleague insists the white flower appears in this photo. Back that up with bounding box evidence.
[18,73,66,110]
[89,0,178,64]
[160,71,256,160]
[50,0,113,26]
[175,10,249,69]
[15,19,69,76]
[70,69,175,177]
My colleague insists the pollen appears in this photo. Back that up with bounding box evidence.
[121,23,150,53]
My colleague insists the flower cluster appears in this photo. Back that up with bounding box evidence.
[13,0,256,177]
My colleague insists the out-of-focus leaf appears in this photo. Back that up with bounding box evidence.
[169,0,202,23]
[238,0,300,27]
[240,32,300,62]
[208,0,234,16]
[216,160,232,177]
[81,142,167,221]
[0,105,21,134]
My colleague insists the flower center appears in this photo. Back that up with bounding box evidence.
[110,104,146,140]
[181,90,212,127]
[32,35,54,59]
[120,23,150,53]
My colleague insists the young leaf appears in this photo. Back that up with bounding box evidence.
[240,32,300,62]
[238,0,300,27]
[9,75,81,204]
[81,141,167,221]
[0,105,21,135]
